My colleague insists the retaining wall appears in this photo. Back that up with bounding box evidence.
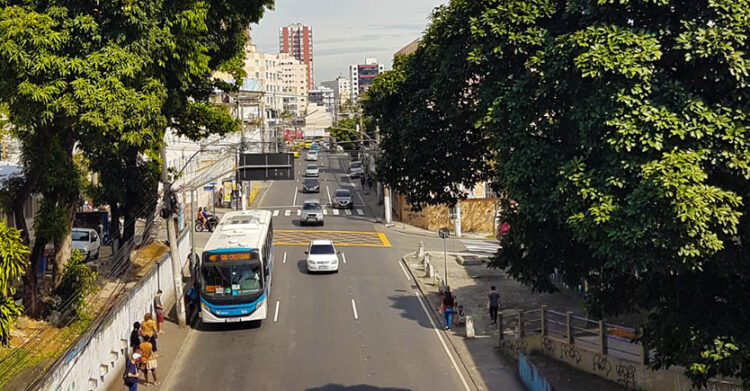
[500,334,743,391]
[35,229,191,391]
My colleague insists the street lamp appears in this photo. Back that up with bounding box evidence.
[438,228,450,288]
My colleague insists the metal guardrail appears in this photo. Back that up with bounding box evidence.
[498,306,647,365]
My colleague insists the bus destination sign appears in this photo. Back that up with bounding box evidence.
[207,252,254,262]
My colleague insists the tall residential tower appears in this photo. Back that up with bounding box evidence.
[279,23,314,90]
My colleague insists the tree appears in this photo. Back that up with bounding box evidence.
[0,0,273,317]
[0,222,28,345]
[368,0,750,385]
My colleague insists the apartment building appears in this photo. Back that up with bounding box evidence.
[349,58,385,102]
[321,76,351,107]
[279,23,314,89]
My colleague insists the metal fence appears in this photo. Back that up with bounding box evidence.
[498,306,647,364]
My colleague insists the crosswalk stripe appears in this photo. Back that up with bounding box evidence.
[345,209,352,215]
[460,239,501,253]
[284,210,291,217]
[297,209,301,216]
[356,209,364,216]
[333,209,340,216]
[273,210,279,217]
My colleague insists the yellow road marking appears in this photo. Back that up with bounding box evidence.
[273,229,391,247]
[377,232,392,247]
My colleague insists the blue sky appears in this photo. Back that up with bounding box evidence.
[250,0,447,83]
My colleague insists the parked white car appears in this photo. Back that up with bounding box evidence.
[305,239,339,273]
[72,228,101,260]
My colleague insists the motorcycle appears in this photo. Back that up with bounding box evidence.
[195,214,218,232]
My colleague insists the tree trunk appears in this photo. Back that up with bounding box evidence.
[23,239,45,318]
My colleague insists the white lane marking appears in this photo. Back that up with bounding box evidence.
[284,210,291,217]
[296,209,301,216]
[293,187,298,206]
[274,301,280,322]
[283,251,287,264]
[356,192,366,205]
[326,186,332,204]
[399,259,411,281]
[345,209,352,215]
[414,291,471,391]
[333,209,340,216]
[356,208,364,216]
[323,209,328,215]
[273,210,280,217]
[342,253,347,264]
[351,299,359,320]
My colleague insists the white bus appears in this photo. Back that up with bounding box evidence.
[196,210,273,324]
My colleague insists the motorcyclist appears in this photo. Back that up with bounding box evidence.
[197,207,206,229]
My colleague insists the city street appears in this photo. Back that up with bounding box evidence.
[165,152,481,390]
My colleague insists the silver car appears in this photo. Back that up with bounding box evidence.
[300,199,324,226]
[333,188,353,209]
[306,164,320,177]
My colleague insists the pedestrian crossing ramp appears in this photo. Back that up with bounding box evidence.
[460,239,501,254]
[273,229,391,247]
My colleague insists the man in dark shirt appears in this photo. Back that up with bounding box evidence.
[488,286,500,325]
[129,322,141,353]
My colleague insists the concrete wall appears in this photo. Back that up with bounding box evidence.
[395,194,498,233]
[500,335,743,391]
[519,353,554,391]
[35,229,191,391]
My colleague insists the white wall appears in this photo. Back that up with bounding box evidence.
[36,229,191,391]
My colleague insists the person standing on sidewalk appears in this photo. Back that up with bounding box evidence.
[139,339,159,386]
[154,290,165,334]
[488,285,500,325]
[124,353,140,391]
[442,289,456,330]
[139,313,158,353]
[129,322,142,353]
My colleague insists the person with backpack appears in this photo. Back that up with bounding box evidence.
[123,353,140,391]
[488,285,500,325]
[441,288,456,330]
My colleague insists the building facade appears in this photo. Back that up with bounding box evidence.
[349,58,385,102]
[395,38,420,57]
[321,76,351,107]
[308,86,334,112]
[279,23,314,90]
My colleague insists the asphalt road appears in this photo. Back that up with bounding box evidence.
[166,151,473,391]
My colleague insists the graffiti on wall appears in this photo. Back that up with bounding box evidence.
[592,353,612,377]
[616,363,637,387]
[500,338,529,358]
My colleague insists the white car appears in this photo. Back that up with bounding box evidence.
[306,164,320,177]
[305,240,339,273]
[72,228,101,260]
[349,161,364,178]
[306,150,319,161]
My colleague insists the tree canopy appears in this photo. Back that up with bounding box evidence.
[365,0,750,385]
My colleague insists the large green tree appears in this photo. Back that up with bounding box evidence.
[0,222,27,345]
[0,0,273,316]
[367,0,750,385]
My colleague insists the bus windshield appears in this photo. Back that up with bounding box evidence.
[201,259,263,299]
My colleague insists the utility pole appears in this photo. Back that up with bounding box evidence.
[160,147,187,327]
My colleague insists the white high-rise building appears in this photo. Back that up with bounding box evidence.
[349,58,385,102]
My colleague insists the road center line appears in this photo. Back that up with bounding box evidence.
[292,187,298,206]
[283,251,287,264]
[341,252,347,264]
[414,291,471,391]
[274,300,280,322]
[326,185,332,204]
[399,260,411,281]
[351,299,358,320]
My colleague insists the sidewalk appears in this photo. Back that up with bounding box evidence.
[387,221,492,239]
[401,250,628,391]
[107,301,191,391]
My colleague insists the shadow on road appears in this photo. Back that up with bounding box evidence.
[194,319,262,332]
[388,294,434,329]
[306,385,410,391]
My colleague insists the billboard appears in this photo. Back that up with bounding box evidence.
[238,153,295,181]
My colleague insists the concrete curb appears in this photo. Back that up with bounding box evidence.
[400,254,482,391]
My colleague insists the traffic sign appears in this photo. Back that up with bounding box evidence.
[203,185,215,191]
[438,228,450,239]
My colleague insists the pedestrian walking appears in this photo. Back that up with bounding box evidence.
[129,322,142,353]
[139,339,158,386]
[139,313,158,353]
[488,285,500,325]
[153,290,164,334]
[441,289,456,330]
[123,353,140,391]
